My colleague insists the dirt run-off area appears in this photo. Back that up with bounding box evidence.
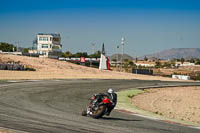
[0,54,185,81]
[132,86,200,125]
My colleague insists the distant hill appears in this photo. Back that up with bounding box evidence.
[109,54,133,61]
[142,48,200,60]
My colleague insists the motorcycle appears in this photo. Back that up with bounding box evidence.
[82,94,113,119]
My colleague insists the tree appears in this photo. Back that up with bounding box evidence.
[180,58,185,64]
[82,52,88,57]
[128,60,134,67]
[195,59,200,65]
[62,51,73,57]
[189,58,195,63]
[0,42,15,52]
[124,58,129,62]
[144,56,148,61]
[123,59,129,72]
[123,59,135,72]
[72,52,88,58]
[135,57,138,63]
[155,61,161,68]
[23,48,29,53]
[162,62,171,68]
[170,60,176,68]
[89,50,101,58]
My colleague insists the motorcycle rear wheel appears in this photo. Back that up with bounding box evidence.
[92,105,106,119]
[82,110,87,116]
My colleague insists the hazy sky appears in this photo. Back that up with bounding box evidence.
[1,0,200,56]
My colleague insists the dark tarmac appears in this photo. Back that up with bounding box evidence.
[0,79,200,133]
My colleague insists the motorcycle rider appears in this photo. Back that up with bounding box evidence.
[105,88,117,116]
[86,88,117,116]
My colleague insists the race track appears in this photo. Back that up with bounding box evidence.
[0,79,200,133]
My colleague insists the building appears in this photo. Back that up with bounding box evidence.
[175,62,195,67]
[134,61,156,67]
[36,33,62,57]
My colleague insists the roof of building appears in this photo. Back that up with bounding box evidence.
[37,33,60,37]
[134,61,156,65]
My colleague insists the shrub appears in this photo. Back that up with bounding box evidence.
[25,67,36,71]
[127,94,135,98]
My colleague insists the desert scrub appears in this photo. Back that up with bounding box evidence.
[24,65,36,71]
[126,90,144,99]
[155,111,163,116]
[24,67,36,71]
[127,94,136,98]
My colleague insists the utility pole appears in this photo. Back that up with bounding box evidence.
[116,45,119,69]
[116,45,119,61]
[120,37,125,72]
[91,43,95,54]
[15,41,19,52]
[90,43,95,67]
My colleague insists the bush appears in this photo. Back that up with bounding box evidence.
[193,75,200,80]
[127,94,135,98]
[25,67,36,71]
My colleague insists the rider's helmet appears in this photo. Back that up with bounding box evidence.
[107,88,115,94]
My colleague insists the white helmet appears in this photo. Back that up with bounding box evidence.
[108,88,115,93]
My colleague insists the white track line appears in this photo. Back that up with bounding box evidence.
[7,80,19,83]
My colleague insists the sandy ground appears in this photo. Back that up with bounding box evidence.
[0,130,10,133]
[0,54,184,81]
[0,129,15,133]
[0,131,10,133]
[132,86,200,125]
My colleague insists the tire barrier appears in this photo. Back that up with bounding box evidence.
[0,63,25,71]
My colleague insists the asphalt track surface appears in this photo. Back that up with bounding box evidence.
[0,79,200,133]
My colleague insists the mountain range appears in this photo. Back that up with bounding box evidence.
[142,48,200,60]
[109,48,200,61]
[109,54,134,61]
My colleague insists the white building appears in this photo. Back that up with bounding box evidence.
[134,61,156,67]
[175,62,195,67]
[36,33,62,57]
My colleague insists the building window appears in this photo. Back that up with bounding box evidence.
[39,37,48,41]
[42,44,48,48]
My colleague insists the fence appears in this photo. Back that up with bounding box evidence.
[132,69,153,75]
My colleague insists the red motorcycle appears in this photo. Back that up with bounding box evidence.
[82,94,113,119]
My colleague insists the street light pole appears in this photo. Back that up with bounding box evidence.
[120,37,125,72]
[90,43,95,67]
[115,45,119,68]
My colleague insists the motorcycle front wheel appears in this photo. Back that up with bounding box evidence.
[92,105,106,119]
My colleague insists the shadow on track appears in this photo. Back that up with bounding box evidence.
[101,117,142,122]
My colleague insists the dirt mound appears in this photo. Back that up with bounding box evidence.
[0,54,186,81]
[132,86,200,125]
